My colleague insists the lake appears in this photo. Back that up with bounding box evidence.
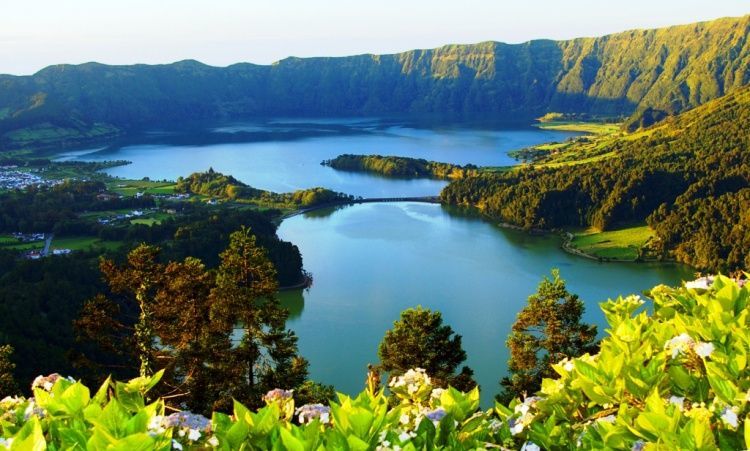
[278,202,692,404]
[64,118,579,197]
[66,118,692,403]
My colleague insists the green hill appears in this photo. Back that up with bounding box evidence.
[1,15,749,149]
[441,84,750,272]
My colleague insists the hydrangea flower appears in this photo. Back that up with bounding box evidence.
[721,407,739,429]
[424,407,447,422]
[31,373,63,392]
[694,342,714,358]
[664,333,695,358]
[668,396,685,410]
[685,277,714,290]
[263,388,293,403]
[521,442,541,451]
[295,403,330,424]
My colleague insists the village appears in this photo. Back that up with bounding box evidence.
[0,166,62,190]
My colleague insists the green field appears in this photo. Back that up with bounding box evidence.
[0,235,43,251]
[569,225,654,260]
[130,212,170,226]
[51,236,121,251]
[536,121,622,135]
[108,180,177,196]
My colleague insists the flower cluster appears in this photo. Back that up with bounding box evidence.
[31,374,73,392]
[664,333,714,359]
[148,411,217,448]
[508,396,542,435]
[263,388,295,421]
[295,403,330,424]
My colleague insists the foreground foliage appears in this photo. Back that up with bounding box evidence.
[3,276,750,449]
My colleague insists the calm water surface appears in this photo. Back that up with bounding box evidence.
[278,202,692,404]
[65,119,578,197]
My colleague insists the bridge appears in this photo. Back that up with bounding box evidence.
[280,196,441,220]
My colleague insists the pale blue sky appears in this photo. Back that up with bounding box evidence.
[2,0,748,75]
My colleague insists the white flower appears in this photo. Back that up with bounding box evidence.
[172,440,183,450]
[0,438,13,448]
[563,360,575,372]
[665,333,695,358]
[515,403,530,416]
[669,396,685,410]
[598,415,616,424]
[694,342,714,358]
[207,436,219,447]
[398,431,411,442]
[399,413,410,424]
[187,429,201,441]
[521,442,541,451]
[686,277,713,290]
[721,407,739,429]
[509,418,525,435]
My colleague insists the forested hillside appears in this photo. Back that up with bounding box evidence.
[442,84,750,272]
[1,15,749,148]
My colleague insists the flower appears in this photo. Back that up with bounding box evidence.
[521,442,541,451]
[685,277,713,290]
[207,436,219,447]
[263,388,294,403]
[721,407,739,429]
[425,408,447,422]
[665,333,695,358]
[398,431,411,442]
[598,415,616,424]
[31,373,62,392]
[0,438,13,448]
[694,342,714,358]
[668,396,685,410]
[631,440,645,451]
[163,412,211,431]
[172,440,183,450]
[187,429,201,441]
[295,404,331,424]
[508,417,525,435]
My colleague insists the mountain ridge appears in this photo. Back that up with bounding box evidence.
[1,14,749,149]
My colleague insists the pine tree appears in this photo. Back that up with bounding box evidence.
[498,269,598,403]
[378,306,476,391]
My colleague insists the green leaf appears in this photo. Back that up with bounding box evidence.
[60,382,91,414]
[279,428,305,451]
[105,433,156,451]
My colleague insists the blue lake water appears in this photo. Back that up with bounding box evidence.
[64,118,578,197]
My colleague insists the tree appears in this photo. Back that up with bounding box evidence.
[207,227,308,410]
[378,306,476,391]
[498,269,598,403]
[77,227,310,413]
[0,344,18,397]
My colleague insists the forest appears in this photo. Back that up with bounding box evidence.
[323,154,478,180]
[441,85,750,272]
[175,169,352,207]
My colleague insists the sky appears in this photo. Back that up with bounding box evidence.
[1,0,749,75]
